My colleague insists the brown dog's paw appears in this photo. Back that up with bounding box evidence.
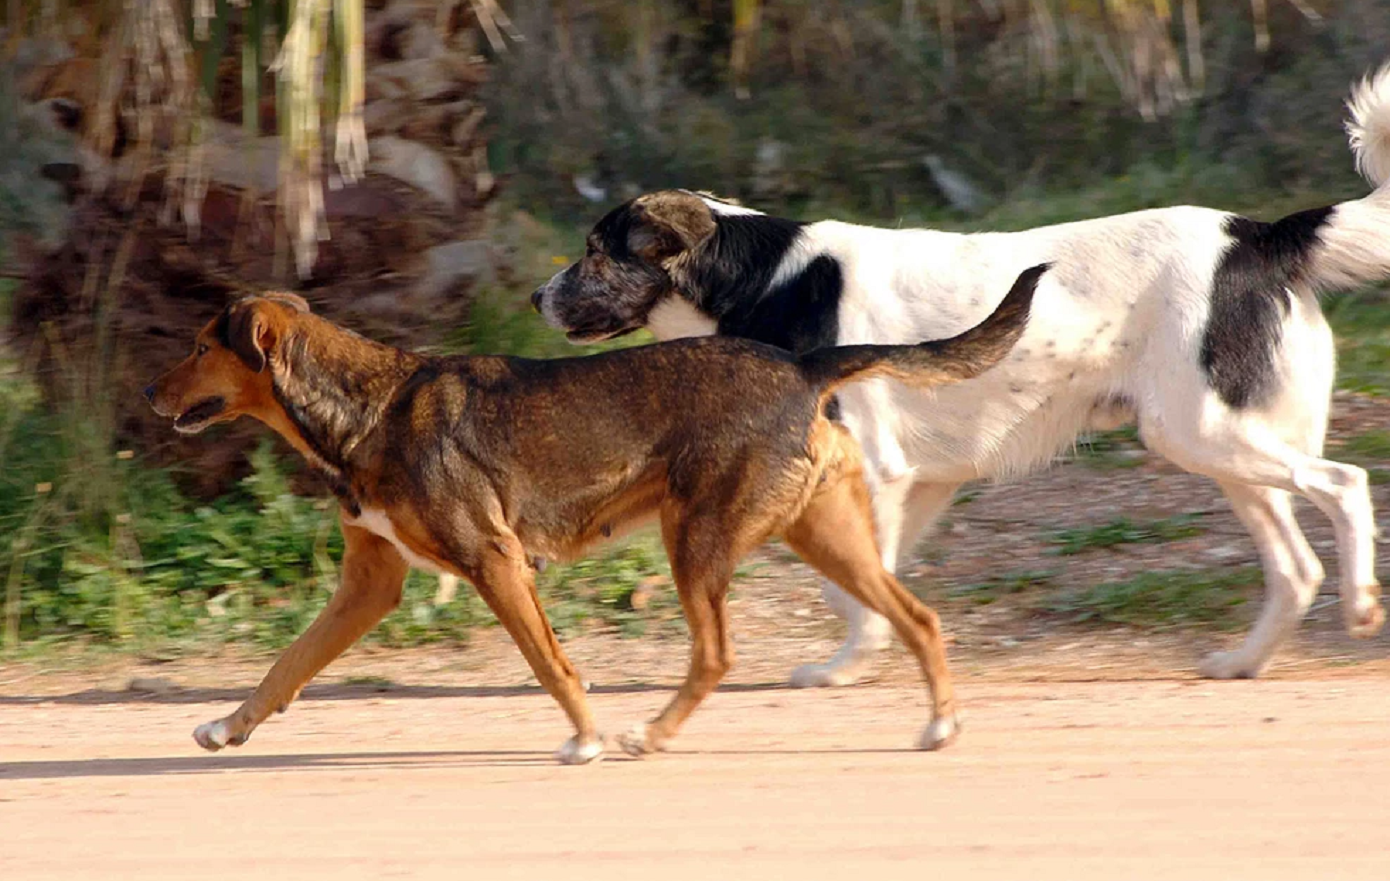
[555,735,604,765]
[615,723,663,758]
[918,715,961,751]
[192,718,245,752]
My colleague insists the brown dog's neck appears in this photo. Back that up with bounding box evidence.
[265,319,423,513]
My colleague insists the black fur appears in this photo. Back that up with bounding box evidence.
[684,216,843,355]
[1200,205,1335,409]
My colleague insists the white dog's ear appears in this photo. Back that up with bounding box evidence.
[629,191,717,260]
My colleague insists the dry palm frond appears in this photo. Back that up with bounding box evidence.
[263,0,369,278]
[71,0,372,279]
[92,0,208,232]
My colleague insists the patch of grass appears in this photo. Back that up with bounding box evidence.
[1071,426,1145,470]
[1325,290,1390,398]
[1046,514,1206,556]
[951,488,981,507]
[1341,429,1390,462]
[537,535,680,639]
[947,569,1059,606]
[342,675,396,690]
[1046,567,1258,630]
[1336,428,1390,484]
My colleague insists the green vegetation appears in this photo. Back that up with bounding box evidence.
[0,429,686,653]
[1046,515,1207,556]
[1046,568,1258,630]
[947,569,1059,606]
[1071,426,1146,470]
[1339,427,1390,484]
[1326,293,1390,399]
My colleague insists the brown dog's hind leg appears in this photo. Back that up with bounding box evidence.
[192,521,409,751]
[783,473,961,751]
[617,514,737,757]
[472,533,602,764]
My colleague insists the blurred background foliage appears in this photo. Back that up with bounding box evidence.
[485,0,1388,220]
[1,0,1388,655]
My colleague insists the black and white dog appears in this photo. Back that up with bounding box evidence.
[534,66,1390,683]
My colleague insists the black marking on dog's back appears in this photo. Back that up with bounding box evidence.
[1200,206,1334,409]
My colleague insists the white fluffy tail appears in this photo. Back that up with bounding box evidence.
[1308,64,1390,290]
[1347,64,1390,189]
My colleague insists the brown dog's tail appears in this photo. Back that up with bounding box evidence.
[798,263,1047,402]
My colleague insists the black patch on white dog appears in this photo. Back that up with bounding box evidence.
[715,255,844,354]
[1200,205,1334,409]
[683,216,843,355]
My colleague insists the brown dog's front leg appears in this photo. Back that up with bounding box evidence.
[192,520,409,751]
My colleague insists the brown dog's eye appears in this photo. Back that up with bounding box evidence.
[196,343,210,357]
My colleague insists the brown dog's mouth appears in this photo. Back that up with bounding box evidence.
[173,397,226,434]
[565,326,639,344]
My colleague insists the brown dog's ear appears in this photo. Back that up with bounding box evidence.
[261,291,311,313]
[223,301,277,373]
[629,191,716,261]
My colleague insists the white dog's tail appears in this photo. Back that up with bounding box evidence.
[1307,64,1390,290]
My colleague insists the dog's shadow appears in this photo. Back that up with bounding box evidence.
[0,749,565,781]
[0,681,790,707]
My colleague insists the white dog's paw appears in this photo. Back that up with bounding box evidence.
[554,736,604,765]
[918,715,961,751]
[192,718,234,752]
[789,661,868,689]
[615,723,661,758]
[1199,651,1261,680]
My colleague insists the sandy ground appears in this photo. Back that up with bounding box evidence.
[4,671,1390,881]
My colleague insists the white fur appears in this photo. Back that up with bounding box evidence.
[616,723,655,757]
[652,67,1390,684]
[694,192,763,216]
[1347,65,1390,188]
[555,736,604,765]
[193,718,232,751]
[646,296,719,340]
[347,508,447,575]
[919,715,960,751]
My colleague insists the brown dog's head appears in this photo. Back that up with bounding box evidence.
[531,190,725,342]
[144,292,310,435]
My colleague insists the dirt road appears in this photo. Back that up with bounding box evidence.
[4,675,1388,881]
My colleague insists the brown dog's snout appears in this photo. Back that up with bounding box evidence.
[143,383,156,404]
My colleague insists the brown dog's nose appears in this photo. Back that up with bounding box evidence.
[143,384,156,403]
[530,289,543,313]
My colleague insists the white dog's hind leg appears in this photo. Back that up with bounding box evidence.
[1143,408,1382,678]
[1199,483,1325,679]
[790,479,959,687]
[1291,460,1385,637]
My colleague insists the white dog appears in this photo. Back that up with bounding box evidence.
[533,66,1390,683]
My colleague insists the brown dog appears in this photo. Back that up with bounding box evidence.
[145,265,1045,763]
